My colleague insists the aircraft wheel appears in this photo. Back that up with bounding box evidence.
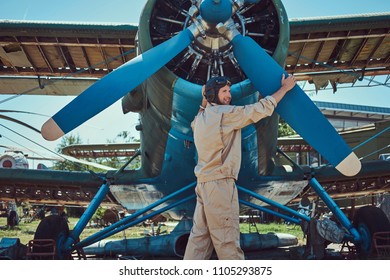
[34,215,70,259]
[353,206,390,258]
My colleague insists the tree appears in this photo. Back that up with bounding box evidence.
[52,131,141,171]
[52,134,85,171]
[116,131,140,143]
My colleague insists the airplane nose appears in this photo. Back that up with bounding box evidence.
[199,0,232,25]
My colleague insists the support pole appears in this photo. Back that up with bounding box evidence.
[352,125,390,152]
[74,181,196,249]
[308,177,361,242]
[78,194,196,249]
[63,181,111,252]
[239,199,301,224]
[237,185,311,222]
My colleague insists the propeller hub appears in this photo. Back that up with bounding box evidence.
[146,0,288,84]
[200,0,232,25]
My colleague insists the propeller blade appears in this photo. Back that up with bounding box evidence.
[41,29,195,141]
[231,34,361,176]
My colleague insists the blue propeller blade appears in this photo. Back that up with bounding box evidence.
[41,29,195,141]
[231,34,361,176]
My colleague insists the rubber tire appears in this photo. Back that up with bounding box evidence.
[353,206,390,259]
[34,215,70,259]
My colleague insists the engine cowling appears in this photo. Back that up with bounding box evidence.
[144,0,289,84]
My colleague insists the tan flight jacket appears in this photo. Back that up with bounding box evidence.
[191,96,277,183]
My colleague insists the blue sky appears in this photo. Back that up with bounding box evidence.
[1,0,389,21]
[0,0,389,165]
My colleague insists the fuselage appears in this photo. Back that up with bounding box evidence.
[110,0,307,219]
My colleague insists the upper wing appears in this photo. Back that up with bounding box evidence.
[287,13,390,87]
[0,13,388,96]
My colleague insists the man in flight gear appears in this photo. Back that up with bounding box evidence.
[184,74,296,260]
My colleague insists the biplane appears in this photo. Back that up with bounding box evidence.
[0,0,389,260]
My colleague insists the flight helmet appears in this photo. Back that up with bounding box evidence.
[204,76,231,104]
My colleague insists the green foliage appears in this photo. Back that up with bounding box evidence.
[240,222,304,242]
[92,206,105,221]
[116,131,140,143]
[0,216,305,246]
[278,121,296,137]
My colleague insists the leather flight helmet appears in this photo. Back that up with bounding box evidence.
[204,76,231,104]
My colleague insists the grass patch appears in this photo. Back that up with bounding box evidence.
[0,217,167,245]
[1,217,305,246]
[240,222,305,243]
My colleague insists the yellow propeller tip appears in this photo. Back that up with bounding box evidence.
[335,152,362,177]
[41,118,64,141]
